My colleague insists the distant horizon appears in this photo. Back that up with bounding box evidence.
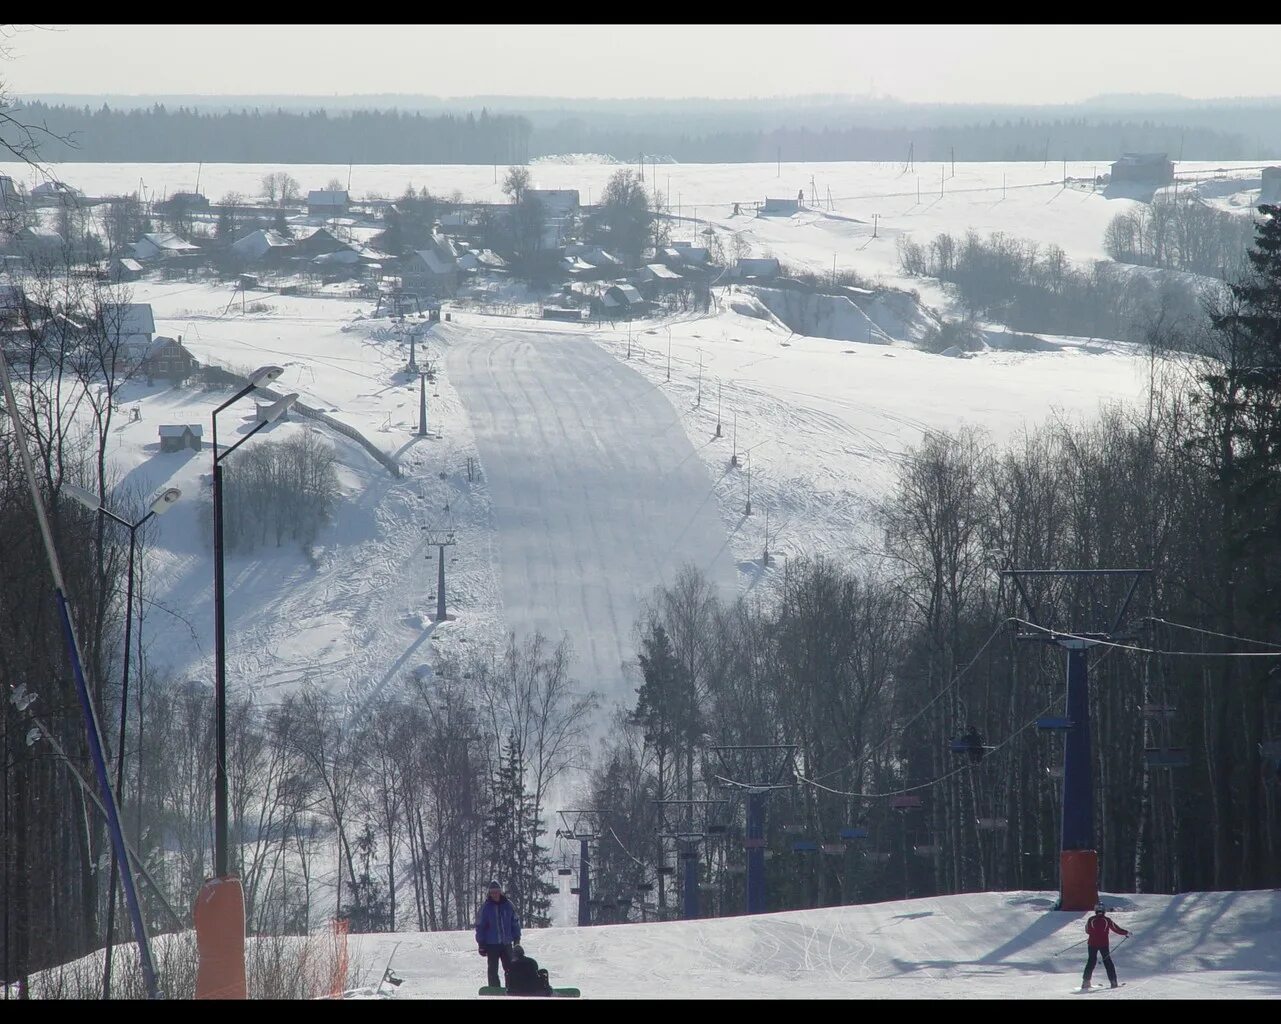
[8,25,1281,104]
[19,90,1281,109]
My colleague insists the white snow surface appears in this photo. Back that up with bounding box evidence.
[76,274,1158,704]
[445,326,735,704]
[340,889,1281,999]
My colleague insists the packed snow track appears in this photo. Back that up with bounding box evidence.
[447,326,736,704]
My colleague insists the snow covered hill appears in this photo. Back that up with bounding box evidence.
[344,889,1281,999]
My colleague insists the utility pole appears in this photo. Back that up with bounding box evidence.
[697,351,702,408]
[710,746,796,916]
[1002,568,1150,911]
[418,371,429,436]
[666,327,672,381]
[872,213,879,238]
[941,165,945,198]
[716,380,722,437]
[557,811,603,928]
[731,411,738,467]
[654,800,728,921]
[745,451,752,515]
[422,513,457,622]
[950,146,955,178]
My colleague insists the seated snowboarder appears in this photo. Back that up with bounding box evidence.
[504,944,553,997]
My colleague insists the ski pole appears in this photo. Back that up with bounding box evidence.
[1054,937,1089,957]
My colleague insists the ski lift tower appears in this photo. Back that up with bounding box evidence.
[557,810,603,927]
[1003,567,1150,911]
[420,505,457,622]
[654,799,729,920]
[711,744,796,915]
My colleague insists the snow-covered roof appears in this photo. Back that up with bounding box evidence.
[643,263,682,280]
[411,249,457,275]
[103,302,155,338]
[231,229,293,259]
[115,258,144,272]
[604,283,644,305]
[737,257,780,277]
[138,232,199,253]
[31,180,82,198]
[308,190,349,207]
[158,423,202,438]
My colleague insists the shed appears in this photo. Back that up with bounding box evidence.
[1109,153,1174,186]
[736,257,781,281]
[158,423,203,452]
[761,196,801,215]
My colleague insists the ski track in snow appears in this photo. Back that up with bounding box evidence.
[446,327,736,707]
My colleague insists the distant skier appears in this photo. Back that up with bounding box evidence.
[475,879,521,989]
[1082,902,1130,990]
[505,944,553,997]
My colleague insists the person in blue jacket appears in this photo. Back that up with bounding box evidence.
[475,879,521,988]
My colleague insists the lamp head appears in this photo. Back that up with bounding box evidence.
[63,482,102,512]
[262,393,299,424]
[248,365,284,386]
[148,487,182,516]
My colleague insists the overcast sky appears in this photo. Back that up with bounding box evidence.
[5,24,1277,104]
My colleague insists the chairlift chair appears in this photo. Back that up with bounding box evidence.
[840,827,870,840]
[1046,765,1064,779]
[1144,746,1190,769]
[1037,717,1073,731]
[890,795,922,811]
[820,842,847,856]
[976,817,1008,831]
[865,850,893,863]
[557,867,574,876]
[913,844,940,857]
[656,865,676,876]
[782,823,807,836]
[635,882,655,893]
[791,839,819,853]
[1140,703,1177,716]
[570,887,581,895]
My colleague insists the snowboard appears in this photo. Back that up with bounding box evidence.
[479,985,581,998]
[1075,983,1126,993]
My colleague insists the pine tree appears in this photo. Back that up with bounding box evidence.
[482,737,555,927]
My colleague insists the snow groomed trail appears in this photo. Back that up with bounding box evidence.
[446,325,736,704]
[347,889,1281,999]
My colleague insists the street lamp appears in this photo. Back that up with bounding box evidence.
[199,366,291,1001]
[64,483,181,999]
[212,376,293,877]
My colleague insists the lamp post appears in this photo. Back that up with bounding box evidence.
[65,483,181,1000]
[212,374,293,877]
[666,327,672,382]
[198,365,291,1001]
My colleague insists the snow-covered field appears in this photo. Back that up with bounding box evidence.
[14,156,1266,710]
[113,278,1157,707]
[340,889,1281,999]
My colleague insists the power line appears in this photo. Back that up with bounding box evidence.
[797,695,1058,801]
[1145,617,1281,650]
[1013,618,1281,658]
[811,617,1017,783]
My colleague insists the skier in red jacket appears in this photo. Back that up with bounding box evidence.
[1082,903,1130,990]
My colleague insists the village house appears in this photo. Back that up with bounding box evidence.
[30,180,84,204]
[1262,167,1281,205]
[1109,153,1174,186]
[110,257,144,283]
[601,282,647,317]
[293,227,350,259]
[761,196,801,216]
[735,256,781,281]
[307,189,349,218]
[132,232,201,262]
[230,228,295,265]
[139,336,199,383]
[400,230,461,296]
